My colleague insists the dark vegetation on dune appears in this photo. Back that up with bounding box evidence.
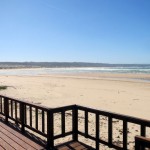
[0,86,7,90]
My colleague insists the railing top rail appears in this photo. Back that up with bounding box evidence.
[49,104,77,113]
[77,105,150,126]
[0,95,50,111]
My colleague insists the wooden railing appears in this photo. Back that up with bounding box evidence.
[0,95,150,149]
[135,136,150,150]
[0,95,49,143]
[77,105,150,150]
[0,95,76,148]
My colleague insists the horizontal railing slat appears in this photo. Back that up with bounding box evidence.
[54,131,73,139]
[25,124,47,137]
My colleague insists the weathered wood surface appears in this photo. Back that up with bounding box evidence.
[0,121,44,150]
[55,141,95,150]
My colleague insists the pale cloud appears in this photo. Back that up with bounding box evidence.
[39,0,67,13]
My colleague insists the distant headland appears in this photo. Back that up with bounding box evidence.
[0,62,150,69]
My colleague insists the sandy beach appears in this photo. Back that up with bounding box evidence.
[0,72,150,149]
[0,72,150,119]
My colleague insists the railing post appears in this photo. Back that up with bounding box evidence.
[123,120,128,150]
[73,105,78,141]
[140,125,146,150]
[0,96,2,113]
[85,110,88,137]
[47,109,54,149]
[20,102,25,133]
[141,125,146,137]
[61,110,65,136]
[4,97,9,123]
[96,113,100,150]
[135,138,141,150]
[108,116,112,147]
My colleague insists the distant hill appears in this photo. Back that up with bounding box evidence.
[0,62,149,69]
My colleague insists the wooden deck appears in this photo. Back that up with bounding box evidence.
[55,141,95,150]
[0,120,45,150]
[0,120,94,150]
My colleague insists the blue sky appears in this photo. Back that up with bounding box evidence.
[0,0,150,63]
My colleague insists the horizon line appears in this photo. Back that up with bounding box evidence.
[0,61,150,65]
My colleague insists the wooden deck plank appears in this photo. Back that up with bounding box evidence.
[69,141,81,148]
[0,131,26,150]
[55,141,95,150]
[0,138,15,150]
[72,145,87,150]
[0,121,44,150]
[0,146,5,150]
[0,125,36,150]
[57,146,70,150]
[69,142,88,150]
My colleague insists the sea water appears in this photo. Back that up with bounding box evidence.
[0,66,150,76]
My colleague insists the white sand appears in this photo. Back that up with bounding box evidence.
[0,73,150,119]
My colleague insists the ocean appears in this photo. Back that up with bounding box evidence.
[0,66,150,76]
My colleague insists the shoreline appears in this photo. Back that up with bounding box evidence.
[0,68,150,82]
[0,67,150,78]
